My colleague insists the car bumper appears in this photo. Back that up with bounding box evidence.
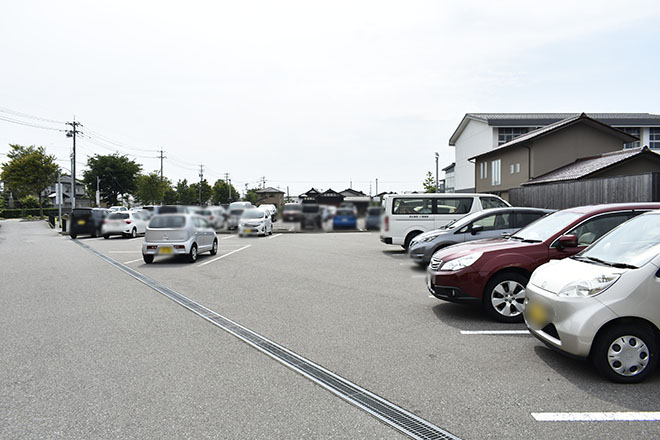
[426,267,484,302]
[142,238,195,256]
[408,243,432,263]
[239,224,266,235]
[523,283,617,358]
[102,225,133,235]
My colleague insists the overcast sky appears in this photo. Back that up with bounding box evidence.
[2,0,660,197]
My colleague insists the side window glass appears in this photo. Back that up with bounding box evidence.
[473,213,510,231]
[480,197,508,209]
[437,198,474,214]
[566,213,632,246]
[392,198,432,215]
[514,212,544,228]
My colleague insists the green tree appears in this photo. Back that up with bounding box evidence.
[244,188,260,205]
[19,195,39,209]
[189,179,213,206]
[163,185,178,205]
[211,179,240,205]
[0,144,59,217]
[82,154,142,206]
[422,171,437,193]
[135,172,169,205]
[175,179,197,205]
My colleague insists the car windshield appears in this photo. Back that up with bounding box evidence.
[578,213,660,268]
[149,215,186,228]
[302,205,319,213]
[241,209,264,219]
[109,213,129,220]
[511,210,582,242]
[230,209,244,216]
[284,205,301,212]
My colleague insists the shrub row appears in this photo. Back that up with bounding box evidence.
[0,208,61,219]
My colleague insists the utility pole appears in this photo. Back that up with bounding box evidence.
[57,170,62,228]
[435,152,439,193]
[65,118,81,209]
[199,165,204,206]
[225,173,231,203]
[159,149,165,181]
[244,183,248,200]
[261,176,266,189]
[96,176,100,207]
[375,178,378,196]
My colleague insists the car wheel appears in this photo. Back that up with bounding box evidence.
[483,272,529,323]
[103,234,109,239]
[210,239,218,255]
[591,324,658,383]
[188,243,198,263]
[70,234,77,239]
[402,231,422,250]
[143,254,154,264]
[130,228,137,239]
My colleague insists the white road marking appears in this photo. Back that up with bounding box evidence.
[109,251,141,253]
[221,235,235,240]
[123,258,143,264]
[199,245,251,266]
[460,330,530,335]
[532,412,660,422]
[267,233,283,239]
[411,274,427,279]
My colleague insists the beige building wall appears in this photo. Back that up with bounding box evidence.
[475,147,529,193]
[530,124,624,178]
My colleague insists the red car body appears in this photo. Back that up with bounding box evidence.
[426,203,660,322]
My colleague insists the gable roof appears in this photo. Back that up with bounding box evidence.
[523,146,660,185]
[255,186,284,194]
[468,113,638,161]
[449,112,660,145]
[442,162,455,172]
[340,188,367,197]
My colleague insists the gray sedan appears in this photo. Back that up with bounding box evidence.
[408,207,553,265]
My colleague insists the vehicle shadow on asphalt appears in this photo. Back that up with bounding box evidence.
[431,302,528,332]
[381,249,407,258]
[532,345,660,406]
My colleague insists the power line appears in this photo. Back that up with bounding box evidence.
[82,125,158,153]
[0,106,66,124]
[0,115,66,132]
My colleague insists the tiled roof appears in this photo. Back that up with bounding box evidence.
[255,186,284,194]
[468,113,637,160]
[523,147,660,185]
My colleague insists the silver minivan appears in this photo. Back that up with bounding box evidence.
[142,214,218,263]
[524,210,660,383]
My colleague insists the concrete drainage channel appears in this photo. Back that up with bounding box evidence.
[74,239,461,440]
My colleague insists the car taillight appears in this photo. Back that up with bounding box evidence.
[174,245,185,249]
[147,245,157,250]
[210,215,214,220]
[385,216,389,231]
[104,219,109,224]
[125,220,132,224]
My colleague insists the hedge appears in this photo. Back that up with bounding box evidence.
[0,208,61,219]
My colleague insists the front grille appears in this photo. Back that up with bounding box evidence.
[430,256,443,271]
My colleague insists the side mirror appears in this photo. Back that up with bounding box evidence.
[470,224,484,235]
[558,234,578,248]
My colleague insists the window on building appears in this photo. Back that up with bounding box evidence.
[498,127,530,145]
[480,162,487,180]
[651,128,660,149]
[510,164,515,174]
[618,127,641,149]
[491,160,501,186]
[516,163,520,173]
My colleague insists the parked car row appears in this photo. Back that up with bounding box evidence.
[412,202,660,383]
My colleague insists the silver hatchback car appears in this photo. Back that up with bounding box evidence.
[142,214,218,263]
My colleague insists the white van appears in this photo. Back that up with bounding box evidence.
[379,193,509,249]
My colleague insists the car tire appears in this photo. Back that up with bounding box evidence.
[143,254,154,264]
[483,272,529,323]
[130,228,137,239]
[210,239,218,255]
[188,243,198,263]
[591,324,658,383]
[402,231,422,251]
[70,234,77,239]
[103,234,109,239]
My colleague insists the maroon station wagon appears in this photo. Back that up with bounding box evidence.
[426,203,660,323]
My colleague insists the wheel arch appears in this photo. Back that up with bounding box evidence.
[588,316,660,359]
[482,266,533,302]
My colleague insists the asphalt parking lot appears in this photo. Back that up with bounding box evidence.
[2,219,659,439]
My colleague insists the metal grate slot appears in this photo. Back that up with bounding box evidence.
[75,240,461,440]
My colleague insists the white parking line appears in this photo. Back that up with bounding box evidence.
[199,245,251,266]
[123,258,143,264]
[221,235,235,240]
[532,412,660,422]
[411,274,427,279]
[109,251,141,253]
[460,330,530,335]
[267,233,283,239]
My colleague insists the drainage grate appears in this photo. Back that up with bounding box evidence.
[75,240,461,440]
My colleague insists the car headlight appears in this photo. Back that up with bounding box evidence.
[439,252,482,271]
[557,274,620,297]
[418,232,443,243]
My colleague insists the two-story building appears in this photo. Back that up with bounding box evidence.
[255,186,285,207]
[449,112,660,192]
[470,113,636,200]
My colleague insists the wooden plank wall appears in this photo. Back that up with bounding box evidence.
[508,173,660,209]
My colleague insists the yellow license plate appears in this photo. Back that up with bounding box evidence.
[527,302,547,326]
[77,219,86,225]
[159,246,173,254]
[244,229,252,233]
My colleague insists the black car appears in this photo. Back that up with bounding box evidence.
[301,203,322,229]
[69,208,109,239]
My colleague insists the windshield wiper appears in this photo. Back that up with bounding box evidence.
[509,235,524,241]
[582,256,638,269]
[521,239,542,243]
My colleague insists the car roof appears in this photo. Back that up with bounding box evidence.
[562,203,660,215]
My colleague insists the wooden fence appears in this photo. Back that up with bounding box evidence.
[508,173,660,210]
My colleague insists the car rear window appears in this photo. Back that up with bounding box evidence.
[230,209,245,216]
[480,197,508,209]
[159,206,183,214]
[109,213,129,220]
[283,204,302,212]
[149,215,186,228]
[72,209,92,217]
[367,207,380,215]
[337,209,354,216]
[302,204,319,213]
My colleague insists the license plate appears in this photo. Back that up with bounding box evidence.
[244,229,252,233]
[77,219,86,225]
[527,302,547,326]
[159,246,173,254]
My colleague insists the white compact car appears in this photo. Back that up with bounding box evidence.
[102,211,149,239]
[238,208,273,237]
[524,210,660,383]
[142,214,218,263]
